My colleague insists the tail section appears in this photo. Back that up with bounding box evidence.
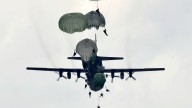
[95,33,97,45]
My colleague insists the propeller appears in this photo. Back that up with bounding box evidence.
[75,76,86,82]
[73,73,86,82]
[132,76,136,80]
[111,78,113,83]
[57,71,67,81]
[111,76,119,83]
[125,76,136,81]
[105,74,119,83]
[57,76,67,81]
[125,72,136,81]
[75,78,78,82]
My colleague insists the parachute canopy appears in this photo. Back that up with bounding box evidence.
[93,73,106,88]
[76,38,98,62]
[85,11,106,30]
[89,73,106,91]
[58,13,87,34]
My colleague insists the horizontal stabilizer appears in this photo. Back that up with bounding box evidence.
[68,57,81,60]
[68,56,123,61]
[97,56,123,60]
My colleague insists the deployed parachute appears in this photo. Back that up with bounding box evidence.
[93,73,106,89]
[58,13,87,34]
[85,11,106,30]
[89,73,106,91]
[76,38,98,62]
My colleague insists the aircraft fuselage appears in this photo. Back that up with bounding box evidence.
[83,54,106,91]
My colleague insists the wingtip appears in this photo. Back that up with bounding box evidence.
[26,67,32,70]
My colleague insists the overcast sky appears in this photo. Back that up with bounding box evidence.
[0,0,192,108]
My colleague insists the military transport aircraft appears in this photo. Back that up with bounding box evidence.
[26,44,165,108]
[27,36,164,96]
[27,52,165,92]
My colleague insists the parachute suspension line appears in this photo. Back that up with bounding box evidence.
[95,33,97,45]
[97,1,99,9]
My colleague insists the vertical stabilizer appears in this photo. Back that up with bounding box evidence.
[95,33,97,45]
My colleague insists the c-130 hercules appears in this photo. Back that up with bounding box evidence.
[26,36,165,93]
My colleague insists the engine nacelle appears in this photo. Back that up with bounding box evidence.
[77,71,80,78]
[120,72,124,79]
[59,71,63,77]
[67,72,71,79]
[111,71,114,78]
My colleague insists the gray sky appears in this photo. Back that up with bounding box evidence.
[0,0,192,108]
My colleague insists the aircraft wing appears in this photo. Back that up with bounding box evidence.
[27,67,164,73]
[26,67,88,73]
[103,68,165,73]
